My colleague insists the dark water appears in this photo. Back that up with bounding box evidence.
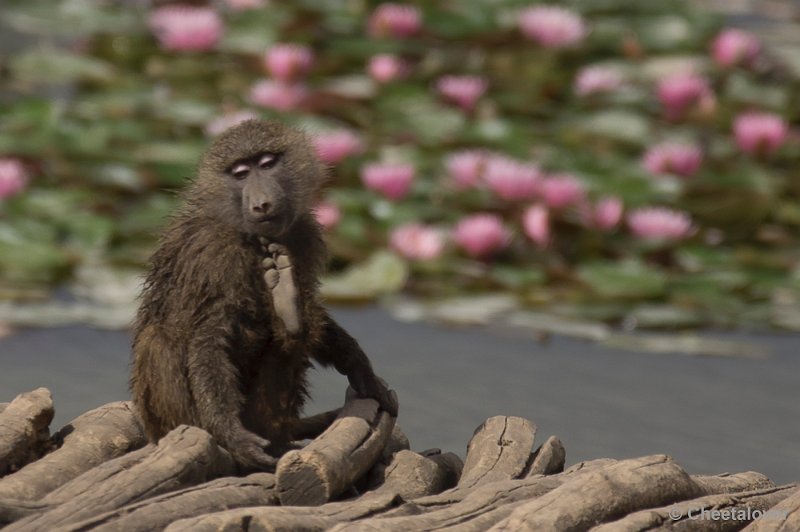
[1,306,799,485]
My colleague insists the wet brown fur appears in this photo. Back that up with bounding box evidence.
[131,120,395,470]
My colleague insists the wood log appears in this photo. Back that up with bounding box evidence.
[336,455,620,529]
[5,425,234,531]
[457,416,537,489]
[565,458,618,473]
[744,486,800,531]
[594,485,797,531]
[164,492,403,532]
[0,446,160,525]
[0,388,54,476]
[66,473,277,532]
[363,426,420,492]
[275,388,397,506]
[384,456,616,518]
[692,471,775,495]
[381,425,411,461]
[0,401,145,502]
[527,435,565,476]
[488,455,703,531]
[370,450,462,500]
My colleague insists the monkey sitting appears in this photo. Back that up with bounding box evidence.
[131,119,398,471]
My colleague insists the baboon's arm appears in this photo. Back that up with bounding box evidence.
[312,314,399,416]
[187,331,277,471]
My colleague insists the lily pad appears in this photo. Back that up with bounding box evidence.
[427,294,519,326]
[322,251,408,301]
[11,47,115,85]
[578,260,667,299]
[626,304,705,329]
[567,110,651,147]
[603,332,768,359]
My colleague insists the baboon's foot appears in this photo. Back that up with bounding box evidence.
[260,241,300,335]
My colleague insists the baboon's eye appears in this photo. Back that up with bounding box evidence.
[231,163,250,179]
[258,153,279,169]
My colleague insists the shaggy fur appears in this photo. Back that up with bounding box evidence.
[131,120,396,471]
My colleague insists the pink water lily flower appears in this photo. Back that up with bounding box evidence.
[368,54,409,83]
[445,150,486,189]
[361,163,415,200]
[642,142,703,178]
[711,28,760,68]
[0,158,28,199]
[656,72,713,120]
[483,155,541,201]
[574,65,623,96]
[390,223,445,261]
[519,6,588,48]
[587,196,624,231]
[522,204,550,247]
[249,80,307,111]
[539,173,586,209]
[453,214,511,259]
[313,201,342,231]
[627,207,694,241]
[205,110,259,137]
[733,111,788,156]
[148,5,223,52]
[265,44,313,82]
[313,130,363,165]
[368,3,422,38]
[436,76,488,112]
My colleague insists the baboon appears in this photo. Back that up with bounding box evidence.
[131,119,397,471]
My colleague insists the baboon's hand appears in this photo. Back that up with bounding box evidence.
[259,240,300,335]
[349,372,399,417]
[227,427,277,472]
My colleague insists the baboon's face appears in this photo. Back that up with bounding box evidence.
[199,120,325,238]
[225,151,294,236]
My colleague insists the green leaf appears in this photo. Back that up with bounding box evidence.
[11,47,115,85]
[321,251,408,301]
[133,142,204,165]
[565,110,651,147]
[490,265,546,289]
[2,0,141,37]
[117,194,178,238]
[0,232,72,286]
[578,260,667,299]
[628,304,704,329]
[376,89,466,146]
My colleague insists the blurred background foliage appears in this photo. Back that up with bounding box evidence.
[1,0,800,332]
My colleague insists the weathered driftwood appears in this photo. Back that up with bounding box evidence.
[67,473,277,532]
[744,486,800,531]
[165,492,403,532]
[457,416,537,489]
[527,435,566,476]
[0,387,796,532]
[390,455,616,516]
[362,424,412,491]
[0,401,145,502]
[371,449,463,500]
[594,485,797,531]
[275,388,398,506]
[381,425,411,461]
[5,425,234,531]
[0,447,159,525]
[692,471,776,495]
[489,455,703,530]
[0,388,54,476]
[338,455,618,530]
